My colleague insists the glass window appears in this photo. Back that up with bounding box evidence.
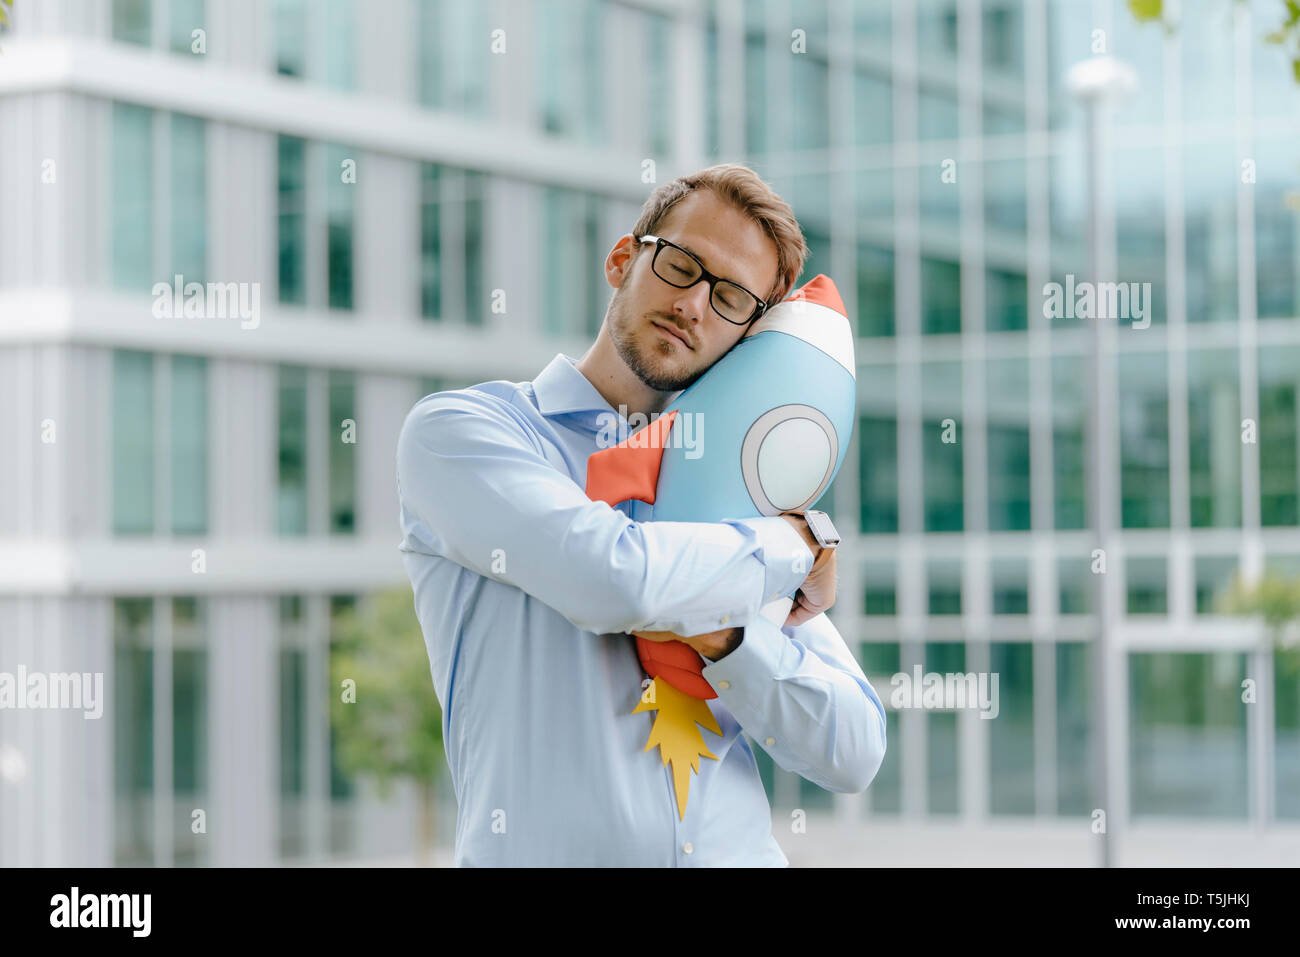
[918,91,959,227]
[853,70,892,147]
[1253,133,1300,320]
[169,0,205,55]
[992,558,1028,615]
[1055,640,1091,815]
[922,361,963,531]
[1058,557,1091,615]
[420,164,443,320]
[274,0,306,77]
[983,105,1027,239]
[113,597,154,865]
[1195,555,1238,615]
[858,415,898,533]
[1126,556,1167,615]
[791,51,830,154]
[278,595,307,859]
[113,350,155,535]
[172,597,207,866]
[1051,354,1086,529]
[860,642,900,814]
[928,559,962,615]
[856,244,895,337]
[925,640,963,815]
[982,1,1023,74]
[328,594,358,855]
[112,103,155,290]
[703,13,719,160]
[538,0,604,142]
[921,258,961,335]
[1184,138,1237,324]
[112,0,151,45]
[1130,652,1248,818]
[989,641,1034,814]
[325,143,355,311]
[744,33,767,156]
[169,113,207,284]
[1259,345,1299,527]
[328,371,356,535]
[645,12,671,156]
[1119,352,1170,528]
[465,170,487,328]
[853,0,890,56]
[1279,647,1300,820]
[170,355,208,535]
[542,186,603,338]
[985,267,1027,332]
[277,365,308,535]
[1187,348,1241,528]
[277,135,307,304]
[863,560,896,616]
[1113,147,1167,327]
[917,2,957,64]
[988,357,1031,531]
[322,0,356,91]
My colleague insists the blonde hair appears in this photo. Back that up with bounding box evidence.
[630,163,808,306]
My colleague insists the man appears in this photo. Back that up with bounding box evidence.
[396,163,886,866]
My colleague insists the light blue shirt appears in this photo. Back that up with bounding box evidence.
[395,352,887,866]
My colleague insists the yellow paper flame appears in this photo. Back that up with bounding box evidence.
[633,676,722,820]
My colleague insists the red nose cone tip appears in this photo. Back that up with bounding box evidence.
[785,274,847,318]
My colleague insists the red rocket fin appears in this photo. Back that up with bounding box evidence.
[583,410,678,506]
[582,409,716,702]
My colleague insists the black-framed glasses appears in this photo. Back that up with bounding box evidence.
[638,234,769,325]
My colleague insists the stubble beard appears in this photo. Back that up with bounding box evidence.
[605,287,705,393]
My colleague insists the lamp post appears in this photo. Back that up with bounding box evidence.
[1067,55,1136,869]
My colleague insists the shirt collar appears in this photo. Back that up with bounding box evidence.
[532,353,619,418]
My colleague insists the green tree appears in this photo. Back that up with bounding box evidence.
[1130,0,1300,83]
[1219,568,1300,825]
[1220,569,1300,648]
[330,587,445,866]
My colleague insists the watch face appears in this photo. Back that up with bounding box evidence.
[805,510,840,547]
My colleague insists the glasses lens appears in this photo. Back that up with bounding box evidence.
[713,281,758,324]
[654,244,701,287]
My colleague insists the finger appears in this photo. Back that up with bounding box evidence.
[631,630,682,643]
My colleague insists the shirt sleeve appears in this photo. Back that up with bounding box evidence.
[395,391,814,637]
[700,610,888,794]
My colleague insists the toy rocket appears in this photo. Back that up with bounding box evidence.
[583,273,856,819]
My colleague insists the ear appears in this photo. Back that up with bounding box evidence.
[605,234,638,289]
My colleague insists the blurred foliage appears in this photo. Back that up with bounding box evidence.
[1130,0,1300,82]
[1219,570,1300,648]
[329,587,444,799]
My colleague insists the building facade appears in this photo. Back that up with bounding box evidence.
[0,0,1297,866]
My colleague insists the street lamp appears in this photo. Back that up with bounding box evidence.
[1067,55,1136,869]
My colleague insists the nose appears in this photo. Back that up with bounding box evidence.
[673,279,711,326]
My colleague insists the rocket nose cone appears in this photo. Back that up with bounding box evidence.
[787,274,848,318]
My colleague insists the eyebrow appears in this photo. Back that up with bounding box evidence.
[673,239,762,296]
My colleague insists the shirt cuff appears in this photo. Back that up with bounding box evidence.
[729,515,815,605]
[699,613,797,708]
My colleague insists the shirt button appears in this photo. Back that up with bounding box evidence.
[717,680,730,690]
[719,615,730,625]
[683,842,694,854]
[765,736,776,746]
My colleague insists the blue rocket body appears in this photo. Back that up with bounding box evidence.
[645,274,857,525]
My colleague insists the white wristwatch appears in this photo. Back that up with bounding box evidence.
[802,509,840,551]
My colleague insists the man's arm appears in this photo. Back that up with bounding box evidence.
[698,610,887,794]
[396,391,814,637]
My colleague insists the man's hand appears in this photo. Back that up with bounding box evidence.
[632,626,744,662]
[780,512,838,627]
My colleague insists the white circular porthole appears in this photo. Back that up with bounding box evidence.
[740,405,838,515]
